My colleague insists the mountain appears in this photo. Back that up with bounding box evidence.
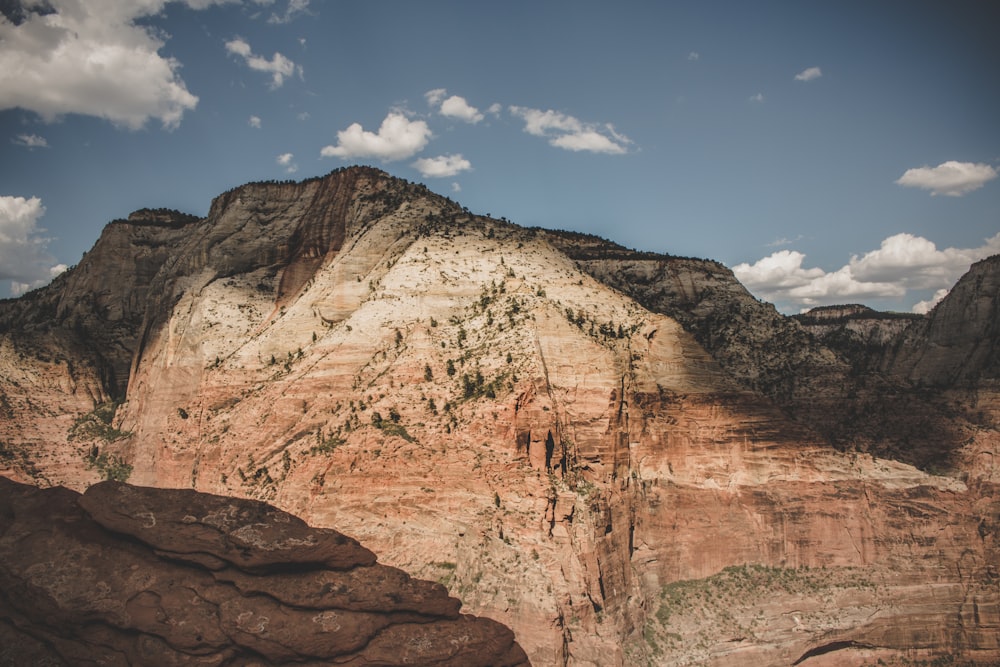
[1,166,998,666]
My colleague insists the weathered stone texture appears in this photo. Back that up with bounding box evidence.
[0,477,530,666]
[1,167,998,665]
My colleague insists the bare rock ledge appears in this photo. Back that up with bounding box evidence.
[0,477,530,666]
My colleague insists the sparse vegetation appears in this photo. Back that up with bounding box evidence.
[69,401,129,442]
[86,449,132,482]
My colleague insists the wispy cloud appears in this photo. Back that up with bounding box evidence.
[687,51,700,61]
[508,106,632,154]
[412,154,472,178]
[895,161,998,197]
[267,0,310,24]
[12,133,48,149]
[732,232,1000,313]
[766,235,804,248]
[248,115,262,128]
[749,92,765,103]
[320,112,431,161]
[794,66,822,82]
[225,37,298,88]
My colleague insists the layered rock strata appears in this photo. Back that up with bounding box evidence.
[1,167,998,665]
[0,477,529,666]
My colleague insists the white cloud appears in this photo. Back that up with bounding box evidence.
[509,107,582,136]
[412,154,472,178]
[0,195,65,295]
[912,288,949,315]
[687,51,700,61]
[424,89,484,123]
[0,0,232,129]
[439,95,484,124]
[320,112,431,162]
[732,232,1000,312]
[276,152,298,173]
[248,115,262,128]
[794,66,822,82]
[451,182,461,193]
[225,37,298,88]
[749,92,765,103]
[895,161,998,197]
[508,106,632,154]
[12,133,48,148]
[732,250,825,289]
[850,232,1000,288]
[550,130,627,154]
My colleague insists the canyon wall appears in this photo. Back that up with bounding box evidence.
[1,167,998,666]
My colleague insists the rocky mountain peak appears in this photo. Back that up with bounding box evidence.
[1,168,998,665]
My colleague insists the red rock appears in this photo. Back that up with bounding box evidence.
[0,476,530,666]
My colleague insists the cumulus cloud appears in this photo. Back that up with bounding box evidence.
[248,115,262,128]
[0,195,66,296]
[320,112,431,162]
[895,161,998,197]
[424,89,484,123]
[276,152,297,173]
[0,0,231,129]
[732,232,1000,312]
[912,288,950,315]
[749,92,765,103]
[439,95,484,123]
[509,106,631,154]
[12,133,48,148]
[794,66,822,82]
[687,51,700,61]
[225,37,298,88]
[412,154,472,178]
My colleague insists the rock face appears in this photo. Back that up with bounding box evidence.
[1,166,999,665]
[881,255,1000,387]
[0,476,530,666]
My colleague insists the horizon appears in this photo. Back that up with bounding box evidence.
[2,0,998,314]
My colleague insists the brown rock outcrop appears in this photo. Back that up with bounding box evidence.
[0,476,530,666]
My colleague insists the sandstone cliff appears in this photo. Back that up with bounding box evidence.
[1,167,998,666]
[0,476,529,666]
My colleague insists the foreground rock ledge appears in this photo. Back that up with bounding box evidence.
[0,477,530,666]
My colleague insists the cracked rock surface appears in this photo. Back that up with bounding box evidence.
[0,477,530,666]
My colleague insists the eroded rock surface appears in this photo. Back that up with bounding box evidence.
[1,167,999,665]
[0,477,530,666]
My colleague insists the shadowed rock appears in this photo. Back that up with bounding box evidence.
[0,477,530,666]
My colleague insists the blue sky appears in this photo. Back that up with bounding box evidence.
[1,0,998,313]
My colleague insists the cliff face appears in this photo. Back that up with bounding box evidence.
[881,256,1000,388]
[542,231,977,471]
[0,477,529,666]
[1,167,999,666]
